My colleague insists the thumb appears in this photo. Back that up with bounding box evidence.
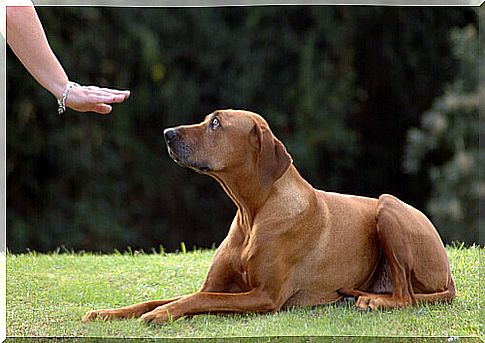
[92,103,113,114]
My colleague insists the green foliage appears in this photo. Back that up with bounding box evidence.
[404,23,480,244]
[6,247,483,338]
[7,7,476,252]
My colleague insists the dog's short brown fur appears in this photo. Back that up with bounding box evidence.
[82,109,455,324]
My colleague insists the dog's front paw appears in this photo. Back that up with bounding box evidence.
[139,309,174,324]
[81,309,120,322]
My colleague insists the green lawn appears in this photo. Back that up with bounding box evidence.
[5,246,484,341]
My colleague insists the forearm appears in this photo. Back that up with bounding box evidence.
[6,4,130,115]
[6,5,68,99]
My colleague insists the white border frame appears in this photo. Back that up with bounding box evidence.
[0,2,482,343]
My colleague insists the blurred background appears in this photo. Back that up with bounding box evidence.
[6,6,481,252]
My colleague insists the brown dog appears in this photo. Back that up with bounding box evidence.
[82,109,455,324]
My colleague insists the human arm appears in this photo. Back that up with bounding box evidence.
[6,5,130,114]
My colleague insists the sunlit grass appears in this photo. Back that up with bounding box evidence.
[6,246,483,340]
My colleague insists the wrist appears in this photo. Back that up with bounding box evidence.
[49,77,70,100]
[57,81,78,114]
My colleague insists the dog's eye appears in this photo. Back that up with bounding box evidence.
[210,117,221,130]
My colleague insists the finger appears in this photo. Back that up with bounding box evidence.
[109,94,129,103]
[87,91,129,103]
[92,103,113,115]
[86,85,129,93]
[86,86,130,98]
[99,88,130,98]
[108,91,130,101]
[86,94,123,104]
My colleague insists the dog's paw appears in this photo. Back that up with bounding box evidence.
[139,309,174,324]
[355,295,409,311]
[368,296,408,310]
[81,309,119,322]
[355,295,372,311]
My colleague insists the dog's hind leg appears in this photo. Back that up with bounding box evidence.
[354,194,455,310]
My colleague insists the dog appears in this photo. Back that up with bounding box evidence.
[82,109,455,324]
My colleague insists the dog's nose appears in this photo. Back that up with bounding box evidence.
[164,128,177,144]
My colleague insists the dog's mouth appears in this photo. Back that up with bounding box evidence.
[167,147,187,168]
[166,145,212,174]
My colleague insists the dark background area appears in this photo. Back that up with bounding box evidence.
[6,6,480,252]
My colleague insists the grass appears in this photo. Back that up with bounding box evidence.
[5,246,484,341]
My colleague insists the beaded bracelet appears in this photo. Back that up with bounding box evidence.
[57,81,79,114]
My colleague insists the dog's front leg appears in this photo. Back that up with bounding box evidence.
[139,288,277,324]
[82,297,183,322]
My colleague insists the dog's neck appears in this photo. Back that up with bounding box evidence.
[211,167,266,227]
[212,164,315,229]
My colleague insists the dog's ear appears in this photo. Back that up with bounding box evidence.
[250,123,293,188]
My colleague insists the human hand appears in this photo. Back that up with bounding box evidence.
[6,6,130,115]
[65,84,130,115]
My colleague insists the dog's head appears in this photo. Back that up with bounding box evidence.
[163,109,292,188]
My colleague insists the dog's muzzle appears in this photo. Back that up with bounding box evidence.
[163,128,185,165]
[163,128,211,173]
[164,128,177,145]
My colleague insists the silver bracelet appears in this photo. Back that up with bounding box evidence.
[57,81,79,115]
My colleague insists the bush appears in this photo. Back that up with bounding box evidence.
[7,7,475,252]
[404,23,480,245]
